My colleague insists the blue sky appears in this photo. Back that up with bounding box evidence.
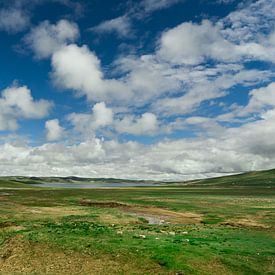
[0,0,275,180]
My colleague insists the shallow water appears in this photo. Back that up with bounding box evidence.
[31,182,161,189]
[127,212,166,224]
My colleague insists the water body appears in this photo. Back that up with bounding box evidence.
[31,182,162,189]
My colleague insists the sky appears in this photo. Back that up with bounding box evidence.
[0,0,275,180]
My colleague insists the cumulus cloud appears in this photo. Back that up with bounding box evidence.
[68,102,113,136]
[24,20,79,59]
[241,82,275,115]
[55,3,275,116]
[115,112,158,135]
[45,119,64,141]
[1,108,275,180]
[69,102,158,136]
[158,19,275,65]
[158,20,238,65]
[92,102,114,127]
[51,44,131,101]
[0,85,52,131]
[90,16,132,38]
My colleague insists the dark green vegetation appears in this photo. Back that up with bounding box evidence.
[0,170,275,274]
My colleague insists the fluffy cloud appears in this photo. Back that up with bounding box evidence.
[115,113,158,135]
[1,108,275,180]
[240,82,275,116]
[158,19,275,65]
[92,102,114,127]
[45,119,64,141]
[0,85,52,131]
[25,20,79,59]
[0,7,29,33]
[51,44,131,102]
[90,16,132,38]
[69,102,113,136]
[158,20,238,65]
[69,102,157,136]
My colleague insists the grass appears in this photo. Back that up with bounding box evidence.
[0,170,275,274]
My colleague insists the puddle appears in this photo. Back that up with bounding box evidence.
[127,212,167,225]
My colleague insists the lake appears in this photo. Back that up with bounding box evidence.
[31,182,162,188]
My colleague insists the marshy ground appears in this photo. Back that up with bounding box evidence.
[0,171,275,274]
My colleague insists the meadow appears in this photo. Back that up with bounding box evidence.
[0,170,274,274]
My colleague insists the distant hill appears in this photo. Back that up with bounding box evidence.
[182,169,275,187]
[0,169,275,188]
[0,175,159,187]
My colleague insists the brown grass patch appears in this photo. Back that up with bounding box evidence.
[0,236,166,275]
[10,205,89,220]
[221,218,271,229]
[79,199,202,224]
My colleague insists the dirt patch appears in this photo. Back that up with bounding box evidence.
[221,218,271,229]
[0,236,165,275]
[26,206,88,216]
[190,257,235,275]
[98,213,142,225]
[9,205,90,220]
[79,199,202,224]
[0,222,25,232]
[132,207,202,224]
[79,199,129,208]
[0,221,16,228]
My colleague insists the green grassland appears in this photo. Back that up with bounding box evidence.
[0,170,274,274]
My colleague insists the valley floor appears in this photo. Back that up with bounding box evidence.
[0,181,274,274]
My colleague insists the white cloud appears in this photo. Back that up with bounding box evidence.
[52,44,104,98]
[158,16,275,65]
[221,0,275,43]
[152,67,273,116]
[25,20,79,59]
[51,44,131,102]
[90,16,132,38]
[45,119,64,141]
[158,20,238,65]
[0,85,52,131]
[115,112,158,135]
[92,102,113,127]
[68,102,113,136]
[69,103,157,136]
[242,82,275,115]
[1,108,275,180]
[0,8,30,33]
[116,54,181,103]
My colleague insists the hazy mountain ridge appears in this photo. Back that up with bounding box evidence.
[1,168,275,188]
